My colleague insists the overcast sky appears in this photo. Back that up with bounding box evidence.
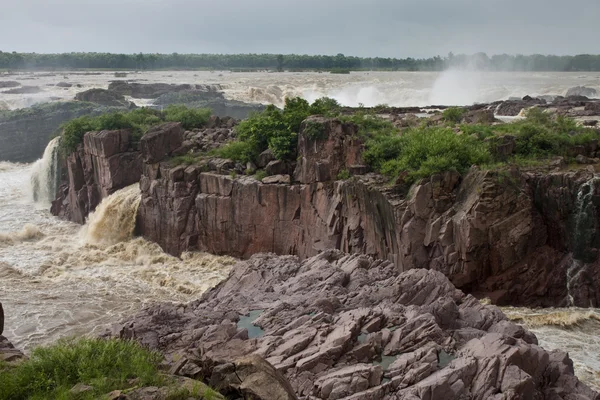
[1,0,598,57]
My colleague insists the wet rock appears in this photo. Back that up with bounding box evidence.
[3,85,41,94]
[75,88,134,108]
[566,86,597,98]
[108,81,200,99]
[496,98,544,116]
[56,81,73,88]
[0,302,3,335]
[0,81,20,88]
[0,335,25,363]
[114,251,599,399]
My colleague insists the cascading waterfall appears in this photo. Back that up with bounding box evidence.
[567,177,600,306]
[30,137,61,204]
[81,184,141,246]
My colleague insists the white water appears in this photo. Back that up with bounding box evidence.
[503,307,600,391]
[0,162,235,350]
[1,70,599,110]
[30,137,61,205]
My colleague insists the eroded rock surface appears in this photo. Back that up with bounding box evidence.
[112,251,599,400]
[136,116,600,307]
[51,127,144,223]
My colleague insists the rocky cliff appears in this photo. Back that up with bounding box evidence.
[133,116,600,307]
[111,251,599,400]
[51,127,143,223]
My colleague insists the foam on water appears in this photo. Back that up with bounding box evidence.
[503,307,600,391]
[0,161,236,351]
[4,70,599,110]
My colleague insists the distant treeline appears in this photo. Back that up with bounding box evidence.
[1,51,600,71]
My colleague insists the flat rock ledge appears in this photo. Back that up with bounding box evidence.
[111,251,599,400]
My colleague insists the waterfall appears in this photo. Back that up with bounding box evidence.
[30,137,61,204]
[81,184,141,246]
[567,177,600,306]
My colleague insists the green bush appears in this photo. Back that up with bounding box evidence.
[170,154,198,166]
[225,97,342,163]
[61,116,98,153]
[254,170,267,181]
[0,338,164,400]
[303,120,326,140]
[164,105,211,130]
[309,97,341,116]
[60,106,212,153]
[442,107,467,123]
[364,126,491,182]
[336,169,351,180]
[216,141,256,163]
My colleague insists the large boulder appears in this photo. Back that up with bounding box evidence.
[294,116,364,183]
[2,86,41,94]
[566,86,597,98]
[496,97,545,116]
[0,81,20,88]
[140,122,184,164]
[108,82,215,99]
[75,88,134,108]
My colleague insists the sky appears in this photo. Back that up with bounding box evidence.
[1,0,599,57]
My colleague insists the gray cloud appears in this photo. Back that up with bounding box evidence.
[1,0,598,57]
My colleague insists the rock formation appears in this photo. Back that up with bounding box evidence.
[107,82,220,99]
[0,101,128,163]
[111,251,599,399]
[74,88,135,108]
[0,302,25,364]
[51,127,144,223]
[133,116,600,307]
[566,86,598,98]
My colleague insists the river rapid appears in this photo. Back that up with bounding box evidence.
[0,70,599,110]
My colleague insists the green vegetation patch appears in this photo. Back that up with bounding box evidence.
[216,97,341,163]
[0,338,164,400]
[361,107,600,184]
[60,105,211,153]
[442,107,467,123]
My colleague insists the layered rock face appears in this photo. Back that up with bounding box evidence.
[112,251,599,400]
[51,128,144,223]
[136,117,600,307]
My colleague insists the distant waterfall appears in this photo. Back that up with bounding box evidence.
[567,177,599,306]
[82,185,141,246]
[30,137,61,204]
